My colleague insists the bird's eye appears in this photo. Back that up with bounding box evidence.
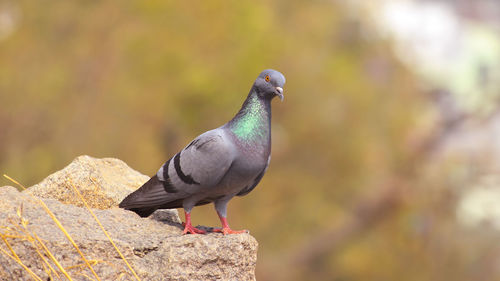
[265,75,270,82]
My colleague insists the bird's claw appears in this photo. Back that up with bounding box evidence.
[182,222,206,234]
[213,227,248,235]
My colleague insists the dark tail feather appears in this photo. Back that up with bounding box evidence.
[127,207,158,218]
[119,175,179,217]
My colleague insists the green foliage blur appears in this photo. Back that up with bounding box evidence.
[1,1,495,280]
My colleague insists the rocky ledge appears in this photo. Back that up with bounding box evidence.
[0,156,257,281]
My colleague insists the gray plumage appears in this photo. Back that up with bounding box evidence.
[119,69,285,233]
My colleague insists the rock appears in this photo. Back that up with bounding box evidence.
[25,155,151,209]
[0,156,258,281]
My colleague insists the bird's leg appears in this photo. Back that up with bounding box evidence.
[182,211,206,234]
[213,212,247,235]
[213,198,247,235]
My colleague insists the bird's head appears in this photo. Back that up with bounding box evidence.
[254,69,285,101]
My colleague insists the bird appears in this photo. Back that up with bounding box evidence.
[119,69,285,235]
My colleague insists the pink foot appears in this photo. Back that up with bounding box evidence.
[215,213,247,235]
[182,211,206,235]
[213,227,247,235]
[182,222,206,234]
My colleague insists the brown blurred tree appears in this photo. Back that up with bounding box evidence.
[1,1,499,280]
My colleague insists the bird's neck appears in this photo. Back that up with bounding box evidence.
[227,89,271,143]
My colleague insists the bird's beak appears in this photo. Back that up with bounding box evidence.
[275,87,284,101]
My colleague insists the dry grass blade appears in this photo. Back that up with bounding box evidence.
[17,228,59,280]
[3,174,27,190]
[3,174,101,281]
[30,243,53,280]
[33,233,72,280]
[31,192,102,281]
[0,232,21,261]
[0,234,43,281]
[15,203,60,280]
[69,178,142,281]
[65,259,99,270]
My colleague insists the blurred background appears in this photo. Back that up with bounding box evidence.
[1,0,500,280]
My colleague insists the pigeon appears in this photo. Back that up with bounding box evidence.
[119,69,285,235]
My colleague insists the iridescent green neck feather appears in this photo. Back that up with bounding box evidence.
[227,91,271,142]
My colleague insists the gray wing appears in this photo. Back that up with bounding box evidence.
[119,128,236,217]
[157,128,236,195]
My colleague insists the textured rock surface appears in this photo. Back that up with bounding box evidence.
[0,156,258,281]
[25,155,150,209]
